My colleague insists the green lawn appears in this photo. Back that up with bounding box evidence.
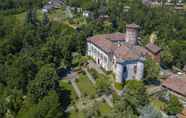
[59,80,78,102]
[77,74,96,97]
[69,110,85,118]
[99,102,111,114]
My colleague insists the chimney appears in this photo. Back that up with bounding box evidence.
[126,23,140,45]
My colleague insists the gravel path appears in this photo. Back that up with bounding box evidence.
[71,79,82,98]
[83,68,96,85]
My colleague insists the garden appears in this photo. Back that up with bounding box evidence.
[59,66,114,118]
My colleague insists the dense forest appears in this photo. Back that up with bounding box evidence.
[0,0,186,118]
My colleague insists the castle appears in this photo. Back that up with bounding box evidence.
[87,24,161,83]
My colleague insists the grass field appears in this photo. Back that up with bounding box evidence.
[99,102,112,114]
[77,74,96,97]
[69,110,85,118]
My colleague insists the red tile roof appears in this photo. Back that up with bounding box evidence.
[162,75,186,97]
[87,35,115,54]
[114,45,147,60]
[145,43,161,54]
[102,33,126,41]
[87,33,147,60]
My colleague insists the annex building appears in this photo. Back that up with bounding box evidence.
[87,24,161,83]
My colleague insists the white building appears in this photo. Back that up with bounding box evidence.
[87,24,154,83]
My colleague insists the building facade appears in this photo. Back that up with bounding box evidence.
[87,24,155,83]
[87,24,161,83]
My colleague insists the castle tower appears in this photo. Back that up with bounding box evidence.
[126,23,140,45]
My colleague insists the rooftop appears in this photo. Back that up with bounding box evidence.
[87,33,147,61]
[162,74,186,97]
[145,43,161,54]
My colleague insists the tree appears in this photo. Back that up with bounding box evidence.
[109,80,149,118]
[96,77,111,95]
[26,7,37,26]
[125,80,149,111]
[144,58,160,83]
[17,91,63,118]
[109,96,138,118]
[161,48,173,68]
[28,64,59,102]
[6,55,38,93]
[166,95,183,115]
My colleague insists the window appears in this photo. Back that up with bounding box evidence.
[134,65,137,74]
[123,66,127,73]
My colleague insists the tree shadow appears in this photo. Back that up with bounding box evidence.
[144,79,161,86]
[58,88,72,118]
[57,67,72,79]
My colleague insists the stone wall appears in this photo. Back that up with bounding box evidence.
[115,60,144,83]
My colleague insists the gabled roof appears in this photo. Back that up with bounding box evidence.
[87,35,115,54]
[162,75,186,97]
[102,33,126,41]
[145,43,161,54]
[87,33,147,61]
[114,45,147,60]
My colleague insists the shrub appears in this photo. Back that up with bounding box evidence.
[165,95,183,115]
[114,82,124,90]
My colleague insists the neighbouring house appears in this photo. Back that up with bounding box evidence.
[83,10,92,17]
[145,42,161,63]
[87,23,161,83]
[42,0,64,13]
[177,108,186,118]
[162,74,186,103]
[143,0,184,10]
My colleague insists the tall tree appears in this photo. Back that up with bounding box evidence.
[28,64,59,102]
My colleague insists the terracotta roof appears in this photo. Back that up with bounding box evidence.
[89,33,126,42]
[162,75,186,97]
[87,36,115,54]
[87,34,146,60]
[114,45,146,60]
[145,43,161,54]
[178,108,186,118]
[102,33,126,41]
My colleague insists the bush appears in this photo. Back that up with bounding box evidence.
[165,95,183,115]
[114,82,124,90]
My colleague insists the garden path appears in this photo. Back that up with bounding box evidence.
[83,68,96,85]
[71,79,82,98]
